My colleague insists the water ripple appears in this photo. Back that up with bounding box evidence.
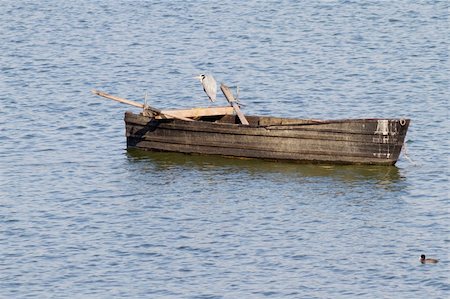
[0,0,448,298]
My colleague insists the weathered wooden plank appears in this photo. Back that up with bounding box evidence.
[128,139,397,165]
[125,112,408,145]
[132,135,398,160]
[125,112,409,137]
[220,84,250,125]
[156,107,234,119]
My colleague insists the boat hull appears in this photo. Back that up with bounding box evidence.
[124,112,410,165]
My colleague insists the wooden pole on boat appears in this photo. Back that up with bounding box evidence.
[91,89,194,122]
[220,84,249,125]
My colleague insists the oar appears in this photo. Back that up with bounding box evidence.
[91,89,194,122]
[220,83,249,125]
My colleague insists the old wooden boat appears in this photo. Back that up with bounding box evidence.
[93,88,410,166]
[124,112,409,166]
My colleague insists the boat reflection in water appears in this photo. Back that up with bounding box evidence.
[126,148,403,186]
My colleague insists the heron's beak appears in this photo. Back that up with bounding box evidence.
[193,75,201,80]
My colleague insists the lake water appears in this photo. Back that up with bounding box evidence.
[0,0,448,298]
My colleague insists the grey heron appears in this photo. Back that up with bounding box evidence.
[195,74,217,102]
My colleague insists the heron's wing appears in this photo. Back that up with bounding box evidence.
[203,75,217,102]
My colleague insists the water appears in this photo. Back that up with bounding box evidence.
[0,0,448,298]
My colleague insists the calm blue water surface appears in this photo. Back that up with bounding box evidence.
[0,0,449,298]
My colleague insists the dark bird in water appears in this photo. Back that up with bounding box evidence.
[420,254,439,264]
[195,74,217,102]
